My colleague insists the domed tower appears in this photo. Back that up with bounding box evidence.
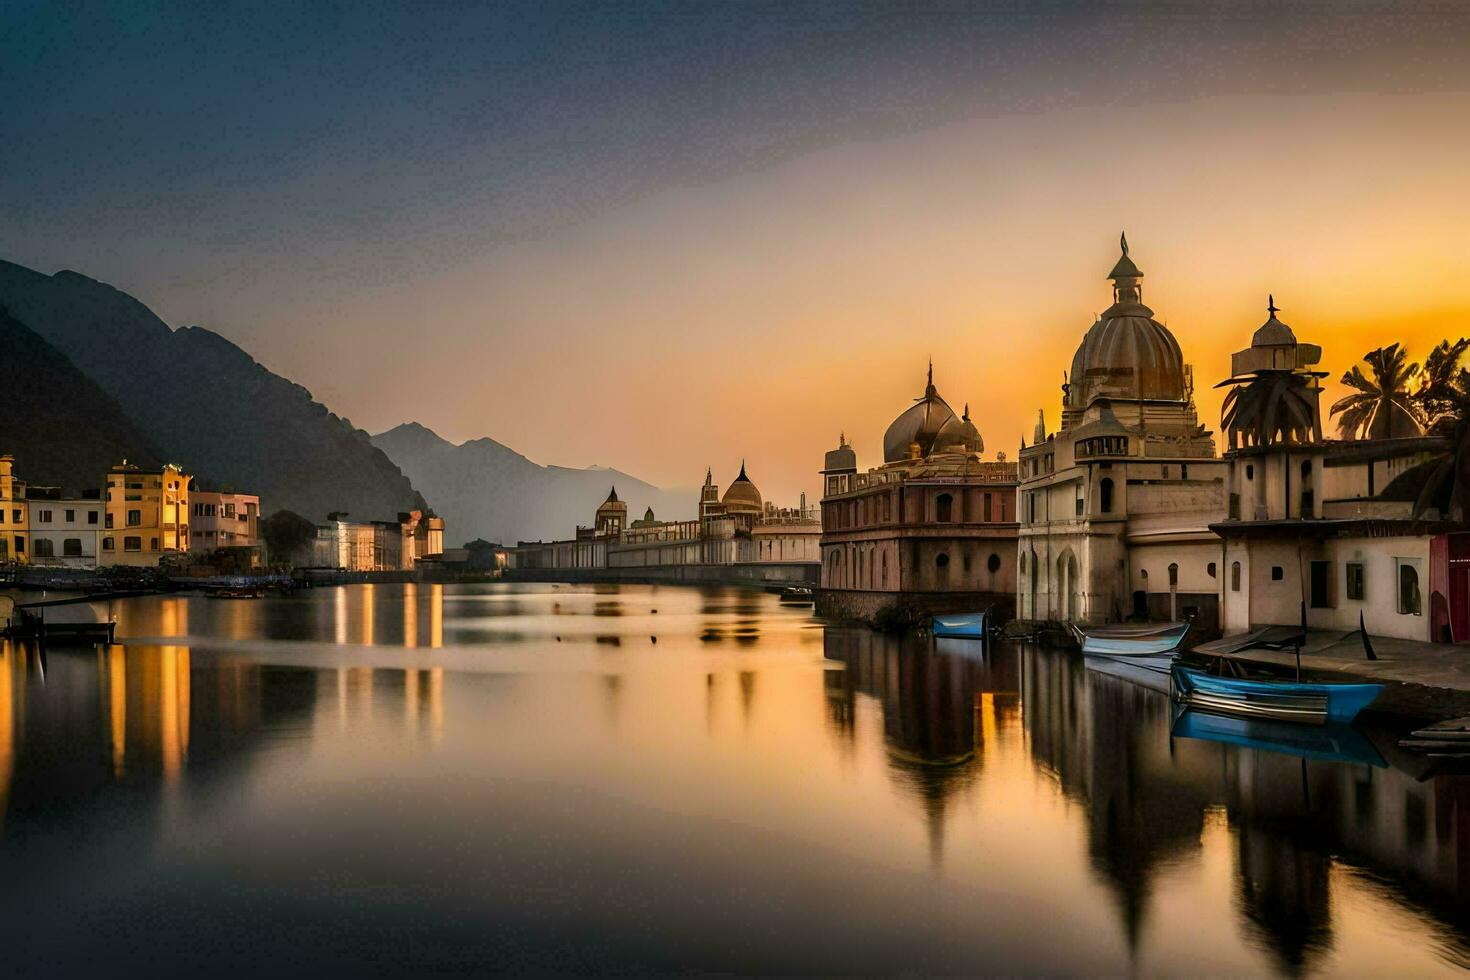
[594,486,628,536]
[822,433,857,497]
[934,403,984,456]
[1219,296,1326,450]
[721,461,764,516]
[883,361,964,462]
[1066,234,1191,420]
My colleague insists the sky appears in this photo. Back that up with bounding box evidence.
[6,1,1470,506]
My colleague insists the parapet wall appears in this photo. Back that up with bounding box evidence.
[505,562,819,588]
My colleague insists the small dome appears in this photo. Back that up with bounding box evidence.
[1252,295,1297,347]
[1068,235,1187,406]
[721,463,763,513]
[823,433,857,473]
[643,506,655,521]
[595,485,627,517]
[883,363,962,462]
[932,403,984,455]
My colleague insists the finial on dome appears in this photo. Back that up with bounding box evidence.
[1121,231,1129,256]
[962,403,970,422]
[1107,232,1143,281]
[1267,294,1279,318]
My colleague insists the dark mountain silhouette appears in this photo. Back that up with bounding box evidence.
[0,307,164,490]
[0,260,421,521]
[372,422,695,544]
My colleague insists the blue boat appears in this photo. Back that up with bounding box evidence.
[1171,664,1383,725]
[931,610,988,639]
[1070,621,1190,657]
[1171,708,1386,767]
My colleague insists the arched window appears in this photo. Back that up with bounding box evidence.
[1168,563,1179,587]
[935,493,953,523]
[935,552,949,568]
[881,551,888,589]
[1099,478,1114,514]
[987,553,1001,574]
[1207,562,1217,578]
[1231,561,1241,592]
[1399,562,1422,615]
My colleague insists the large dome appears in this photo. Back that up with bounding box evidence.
[883,365,965,462]
[1068,235,1187,407]
[721,463,763,513]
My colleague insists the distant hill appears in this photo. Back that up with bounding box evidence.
[0,308,165,490]
[372,422,695,544]
[0,260,422,521]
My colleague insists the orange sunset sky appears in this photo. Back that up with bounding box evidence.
[8,5,1470,512]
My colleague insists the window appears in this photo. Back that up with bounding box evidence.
[983,493,993,522]
[105,513,114,529]
[963,554,972,572]
[151,537,159,550]
[1075,491,1084,517]
[1162,465,1170,479]
[64,509,75,522]
[1168,563,1179,587]
[1346,562,1365,601]
[124,536,141,551]
[1099,478,1114,514]
[1231,561,1241,592]
[935,552,949,568]
[127,509,141,527]
[36,510,52,523]
[13,536,23,554]
[10,509,19,523]
[1398,561,1422,616]
[102,537,114,551]
[1245,464,1254,480]
[935,493,953,523]
[1181,464,1189,480]
[33,538,54,558]
[63,538,82,557]
[1271,566,1284,581]
[87,510,98,524]
[988,553,1001,574]
[1207,562,1217,578]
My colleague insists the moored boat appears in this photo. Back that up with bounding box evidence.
[931,610,989,639]
[1070,621,1190,657]
[1171,663,1382,725]
[778,586,814,605]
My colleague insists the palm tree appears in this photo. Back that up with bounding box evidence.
[1329,343,1421,439]
[1414,338,1470,427]
[1222,371,1322,449]
[1409,338,1470,520]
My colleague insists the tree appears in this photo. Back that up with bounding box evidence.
[1222,371,1322,448]
[1329,343,1422,439]
[1405,338,1470,520]
[262,509,319,564]
[1413,338,1470,426]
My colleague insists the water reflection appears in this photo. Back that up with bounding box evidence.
[0,584,1466,974]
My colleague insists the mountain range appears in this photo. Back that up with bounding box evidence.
[0,258,684,544]
[372,422,696,544]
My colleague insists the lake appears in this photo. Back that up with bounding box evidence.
[1,582,1466,975]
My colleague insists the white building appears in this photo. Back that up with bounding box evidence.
[25,491,103,567]
[1017,236,1227,628]
[190,489,262,556]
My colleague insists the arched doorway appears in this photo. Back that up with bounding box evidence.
[1057,549,1080,622]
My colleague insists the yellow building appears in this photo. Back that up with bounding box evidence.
[0,455,29,564]
[102,461,192,566]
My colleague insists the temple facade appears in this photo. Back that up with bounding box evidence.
[1017,237,1229,629]
[817,364,1019,626]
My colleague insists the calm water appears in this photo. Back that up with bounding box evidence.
[1,583,1468,976]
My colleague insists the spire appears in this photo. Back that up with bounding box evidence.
[736,459,748,482]
[1107,231,1143,280]
[924,357,936,398]
[704,466,712,486]
[1033,409,1047,445]
[1267,293,1279,318]
[962,403,970,422]
[605,485,619,502]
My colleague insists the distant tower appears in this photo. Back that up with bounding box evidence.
[1033,409,1047,445]
[699,466,721,520]
[594,485,628,537]
[822,432,857,498]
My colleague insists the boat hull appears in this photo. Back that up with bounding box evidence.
[1171,664,1382,725]
[1073,622,1189,657]
[932,612,988,639]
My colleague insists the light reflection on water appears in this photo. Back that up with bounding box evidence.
[0,582,1466,975]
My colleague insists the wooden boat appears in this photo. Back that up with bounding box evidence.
[1070,621,1190,657]
[931,610,989,639]
[1171,708,1386,768]
[1171,663,1382,725]
[777,586,814,605]
[206,586,267,599]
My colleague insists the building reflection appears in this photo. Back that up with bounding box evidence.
[823,628,1021,867]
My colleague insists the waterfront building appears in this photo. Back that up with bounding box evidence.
[1211,300,1449,641]
[1017,237,1228,629]
[24,487,103,567]
[507,463,821,574]
[190,489,263,558]
[308,509,446,572]
[102,460,192,567]
[0,455,28,564]
[816,364,1019,625]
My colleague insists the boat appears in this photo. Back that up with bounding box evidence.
[1069,621,1190,657]
[777,586,814,605]
[1171,708,1386,767]
[1171,663,1382,725]
[2,605,116,645]
[931,610,989,639]
[206,586,267,599]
